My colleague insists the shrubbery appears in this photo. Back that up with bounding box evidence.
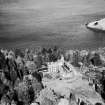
[15,75,43,105]
[36,88,58,105]
[44,73,52,79]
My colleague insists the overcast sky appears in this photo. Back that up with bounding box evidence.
[1,0,105,12]
[0,0,105,49]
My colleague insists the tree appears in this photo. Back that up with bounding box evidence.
[69,92,77,105]
[0,51,6,69]
[64,52,70,62]
[32,72,43,82]
[14,49,24,58]
[90,53,102,66]
[15,77,34,105]
[40,98,54,105]
[72,51,80,67]
[15,75,43,104]
[0,82,9,100]
[15,80,31,104]
[31,77,44,100]
[36,88,58,105]
[34,55,43,69]
[95,102,102,105]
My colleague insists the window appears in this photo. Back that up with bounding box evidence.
[94,22,98,25]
